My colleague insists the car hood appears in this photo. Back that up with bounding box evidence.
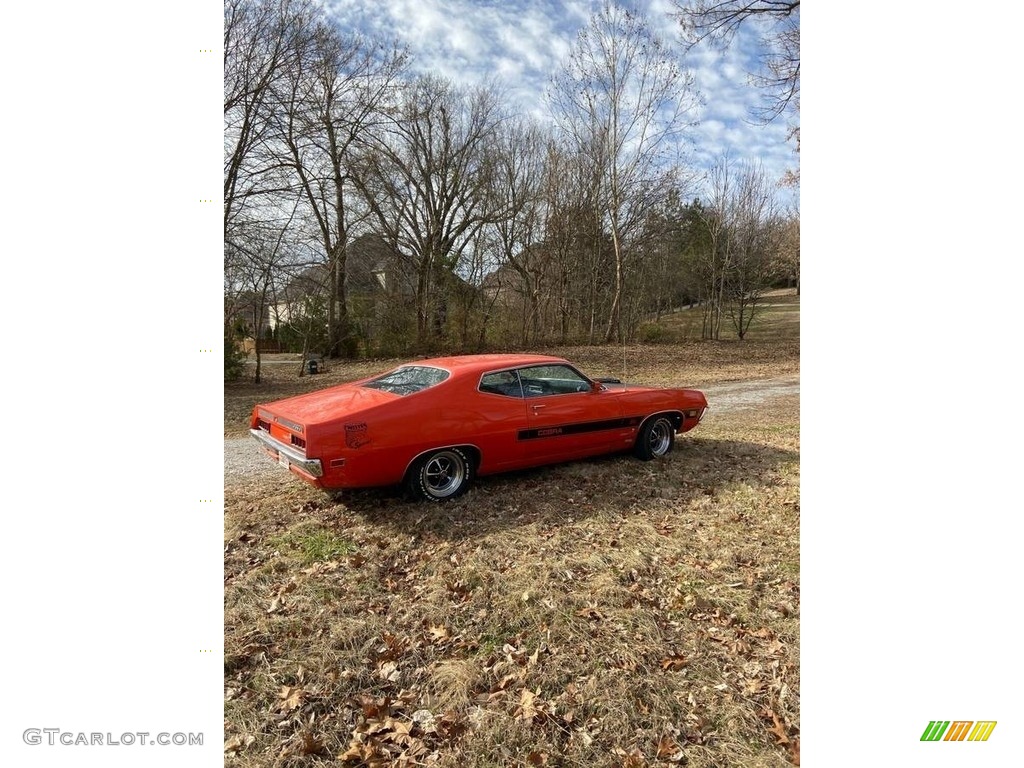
[605,382,708,406]
[258,383,396,425]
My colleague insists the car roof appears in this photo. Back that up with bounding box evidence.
[401,354,569,377]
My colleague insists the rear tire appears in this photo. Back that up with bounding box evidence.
[406,448,473,502]
[634,416,675,460]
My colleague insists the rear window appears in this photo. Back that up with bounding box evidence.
[362,366,449,395]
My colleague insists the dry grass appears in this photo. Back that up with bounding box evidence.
[646,289,800,345]
[225,291,799,766]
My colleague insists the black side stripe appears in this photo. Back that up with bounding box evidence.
[518,416,643,441]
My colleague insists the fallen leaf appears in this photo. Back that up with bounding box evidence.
[280,729,325,758]
[744,678,765,695]
[490,673,517,693]
[339,742,374,763]
[519,689,538,721]
[774,602,796,617]
[517,688,549,723]
[224,734,254,754]
[378,661,400,682]
[412,709,437,734]
[617,747,646,768]
[278,686,305,712]
[765,709,790,745]
[656,734,681,759]
[661,655,688,671]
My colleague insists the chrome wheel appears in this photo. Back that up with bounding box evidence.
[647,418,673,456]
[634,415,675,460]
[408,448,473,501]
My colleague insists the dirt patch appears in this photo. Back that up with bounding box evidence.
[702,375,800,415]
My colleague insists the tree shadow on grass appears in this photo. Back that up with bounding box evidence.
[327,437,798,543]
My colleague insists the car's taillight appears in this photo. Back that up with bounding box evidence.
[291,434,306,449]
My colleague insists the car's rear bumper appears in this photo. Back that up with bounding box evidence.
[250,429,323,478]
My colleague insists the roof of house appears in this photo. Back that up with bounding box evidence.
[278,234,417,300]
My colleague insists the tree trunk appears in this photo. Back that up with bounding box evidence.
[604,224,623,343]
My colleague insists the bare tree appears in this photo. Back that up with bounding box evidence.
[632,190,700,324]
[549,1,698,342]
[698,156,784,339]
[696,164,729,339]
[224,0,317,240]
[354,76,506,347]
[533,141,608,344]
[674,0,800,136]
[776,209,799,295]
[270,259,331,376]
[487,117,549,346]
[224,0,321,379]
[224,206,299,383]
[275,23,407,358]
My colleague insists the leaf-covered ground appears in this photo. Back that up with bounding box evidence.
[225,295,800,767]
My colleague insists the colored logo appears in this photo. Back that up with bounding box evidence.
[921,721,996,742]
[344,422,370,449]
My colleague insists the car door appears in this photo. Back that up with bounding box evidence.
[516,364,626,463]
[473,369,530,471]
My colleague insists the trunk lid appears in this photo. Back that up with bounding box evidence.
[252,382,397,454]
[257,383,395,425]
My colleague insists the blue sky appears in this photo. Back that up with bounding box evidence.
[324,0,798,206]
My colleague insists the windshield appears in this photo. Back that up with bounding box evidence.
[361,366,449,395]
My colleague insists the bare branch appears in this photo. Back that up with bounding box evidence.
[674,0,799,128]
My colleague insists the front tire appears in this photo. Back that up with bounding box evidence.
[407,448,473,502]
[634,416,675,460]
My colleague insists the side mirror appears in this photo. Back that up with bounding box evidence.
[590,381,605,393]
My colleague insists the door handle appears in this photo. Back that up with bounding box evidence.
[532,404,546,411]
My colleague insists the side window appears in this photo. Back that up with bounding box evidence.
[517,365,592,397]
[479,370,524,398]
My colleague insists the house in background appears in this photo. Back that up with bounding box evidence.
[271,233,422,355]
[227,233,486,357]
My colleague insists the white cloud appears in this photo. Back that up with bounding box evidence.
[323,0,797,199]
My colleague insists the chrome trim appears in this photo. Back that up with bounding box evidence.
[250,429,323,477]
[275,415,303,434]
[477,363,597,399]
[638,411,685,434]
[477,367,525,398]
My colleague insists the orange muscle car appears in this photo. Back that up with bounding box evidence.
[250,354,707,501]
